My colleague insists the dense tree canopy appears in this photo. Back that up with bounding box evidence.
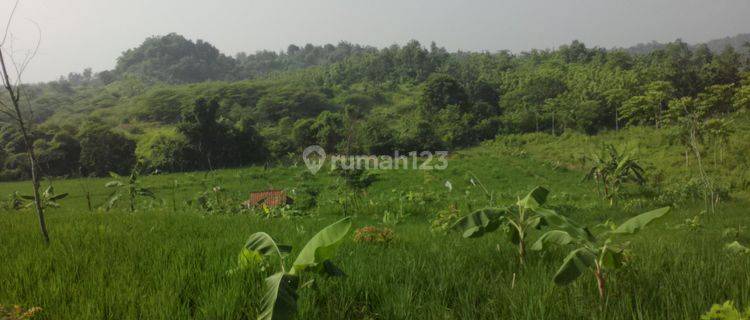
[115,33,237,84]
[1,33,749,180]
[78,122,136,176]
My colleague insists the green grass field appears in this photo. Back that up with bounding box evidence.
[2,142,749,319]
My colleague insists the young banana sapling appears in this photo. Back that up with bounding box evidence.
[10,185,68,210]
[452,186,592,266]
[232,217,352,320]
[532,206,670,301]
[105,164,155,212]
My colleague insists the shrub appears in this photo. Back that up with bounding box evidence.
[136,128,193,172]
[354,226,395,244]
[430,205,460,232]
[701,301,750,320]
[78,123,136,176]
[0,305,43,320]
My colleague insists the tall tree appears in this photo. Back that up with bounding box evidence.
[0,0,49,244]
[421,73,469,114]
[177,98,222,170]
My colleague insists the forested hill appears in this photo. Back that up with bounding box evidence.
[106,33,380,84]
[1,32,750,181]
[625,33,750,55]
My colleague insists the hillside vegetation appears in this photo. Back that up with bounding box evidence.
[3,32,750,320]
[2,33,750,183]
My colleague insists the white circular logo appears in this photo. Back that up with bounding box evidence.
[302,145,326,174]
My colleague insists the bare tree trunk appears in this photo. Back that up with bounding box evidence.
[1,49,49,244]
[551,111,556,136]
[21,125,49,244]
[615,107,619,131]
[688,124,715,214]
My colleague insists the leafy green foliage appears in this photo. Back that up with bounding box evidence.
[78,122,136,177]
[177,98,266,170]
[430,204,460,232]
[3,186,68,210]
[533,207,670,300]
[259,272,300,320]
[724,241,750,255]
[552,248,597,285]
[421,73,469,115]
[3,34,749,182]
[610,207,670,234]
[4,191,28,210]
[451,208,504,238]
[584,144,645,205]
[452,186,590,265]
[105,164,156,211]
[701,301,750,320]
[115,33,236,84]
[2,143,750,318]
[291,217,352,275]
[232,217,352,320]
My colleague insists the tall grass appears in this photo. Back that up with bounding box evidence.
[1,144,748,319]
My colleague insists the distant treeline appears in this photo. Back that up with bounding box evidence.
[1,33,749,180]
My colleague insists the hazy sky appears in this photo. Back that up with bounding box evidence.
[2,0,750,83]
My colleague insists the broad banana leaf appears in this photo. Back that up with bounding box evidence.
[258,272,299,320]
[611,207,670,235]
[535,208,595,242]
[137,188,156,198]
[291,217,351,275]
[245,232,292,261]
[553,248,597,285]
[227,248,264,274]
[516,186,549,210]
[43,185,54,197]
[600,246,625,269]
[49,193,68,201]
[105,181,124,188]
[106,193,121,210]
[451,208,506,238]
[531,230,576,251]
[526,216,543,230]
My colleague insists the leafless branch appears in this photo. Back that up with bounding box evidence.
[10,19,40,89]
[0,0,49,244]
[0,0,20,47]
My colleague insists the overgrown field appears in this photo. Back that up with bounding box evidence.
[1,143,749,319]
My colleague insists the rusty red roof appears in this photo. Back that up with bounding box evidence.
[244,190,292,208]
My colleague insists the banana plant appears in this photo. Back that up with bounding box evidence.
[35,185,68,209]
[105,165,155,212]
[9,186,68,210]
[532,206,670,301]
[233,217,352,320]
[6,191,28,210]
[584,144,645,205]
[452,186,592,266]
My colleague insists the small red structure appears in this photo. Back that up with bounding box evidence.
[244,190,293,208]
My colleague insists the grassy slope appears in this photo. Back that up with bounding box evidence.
[1,142,749,319]
[486,114,750,202]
